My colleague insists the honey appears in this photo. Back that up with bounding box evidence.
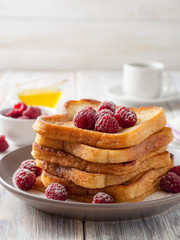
[18,88,62,108]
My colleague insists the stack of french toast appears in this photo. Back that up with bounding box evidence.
[32,99,174,203]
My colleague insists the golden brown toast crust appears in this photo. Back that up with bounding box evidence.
[33,127,173,164]
[36,151,172,188]
[33,143,167,176]
[69,183,161,203]
[33,99,167,149]
[39,157,173,203]
[36,172,161,203]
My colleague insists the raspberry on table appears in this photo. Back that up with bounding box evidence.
[92,192,114,204]
[15,169,36,190]
[168,166,180,177]
[0,135,9,152]
[45,183,67,201]
[160,172,180,193]
[95,114,119,133]
[96,109,115,120]
[73,106,96,130]
[22,106,42,119]
[115,107,137,128]
[98,101,117,113]
[20,159,42,177]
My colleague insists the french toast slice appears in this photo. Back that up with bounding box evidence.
[36,151,171,188]
[32,144,167,176]
[39,156,173,203]
[33,127,173,163]
[33,99,167,149]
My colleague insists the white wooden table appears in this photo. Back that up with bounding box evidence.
[0,71,180,240]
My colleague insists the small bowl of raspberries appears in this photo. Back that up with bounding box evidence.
[0,102,56,146]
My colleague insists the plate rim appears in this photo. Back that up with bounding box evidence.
[1,145,180,210]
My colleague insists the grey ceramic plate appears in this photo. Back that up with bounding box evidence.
[0,145,180,221]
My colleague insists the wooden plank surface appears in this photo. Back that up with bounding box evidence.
[85,204,180,240]
[0,0,180,20]
[1,20,180,71]
[0,186,84,240]
[0,1,180,71]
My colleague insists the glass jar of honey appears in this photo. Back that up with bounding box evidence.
[16,79,67,108]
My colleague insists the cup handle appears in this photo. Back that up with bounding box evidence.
[160,72,172,97]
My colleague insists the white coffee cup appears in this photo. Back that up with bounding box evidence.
[122,61,171,98]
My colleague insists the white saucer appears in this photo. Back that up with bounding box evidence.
[107,85,180,106]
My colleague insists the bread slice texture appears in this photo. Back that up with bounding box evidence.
[33,99,167,149]
[39,157,173,203]
[36,151,171,188]
[38,170,160,203]
[34,127,173,163]
[32,143,167,176]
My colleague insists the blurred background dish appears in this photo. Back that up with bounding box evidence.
[16,79,67,108]
[107,84,180,106]
[0,105,56,146]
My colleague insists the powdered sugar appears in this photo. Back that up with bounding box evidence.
[45,183,67,201]
[115,107,137,128]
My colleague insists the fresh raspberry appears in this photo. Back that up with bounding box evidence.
[22,106,42,119]
[96,109,115,120]
[95,114,119,133]
[160,172,180,193]
[14,102,27,113]
[5,102,27,118]
[20,159,42,177]
[73,106,96,130]
[168,166,180,177]
[92,192,114,204]
[5,108,22,118]
[34,107,41,116]
[0,135,9,152]
[45,183,67,201]
[18,115,29,119]
[15,169,36,190]
[115,107,137,128]
[98,101,116,113]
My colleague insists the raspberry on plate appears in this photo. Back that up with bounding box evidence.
[22,106,42,119]
[92,192,114,204]
[15,169,36,190]
[115,107,137,128]
[96,109,115,120]
[168,165,180,177]
[160,172,180,193]
[0,135,9,152]
[45,183,67,201]
[74,106,96,130]
[20,159,42,177]
[95,114,119,133]
[98,101,116,113]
